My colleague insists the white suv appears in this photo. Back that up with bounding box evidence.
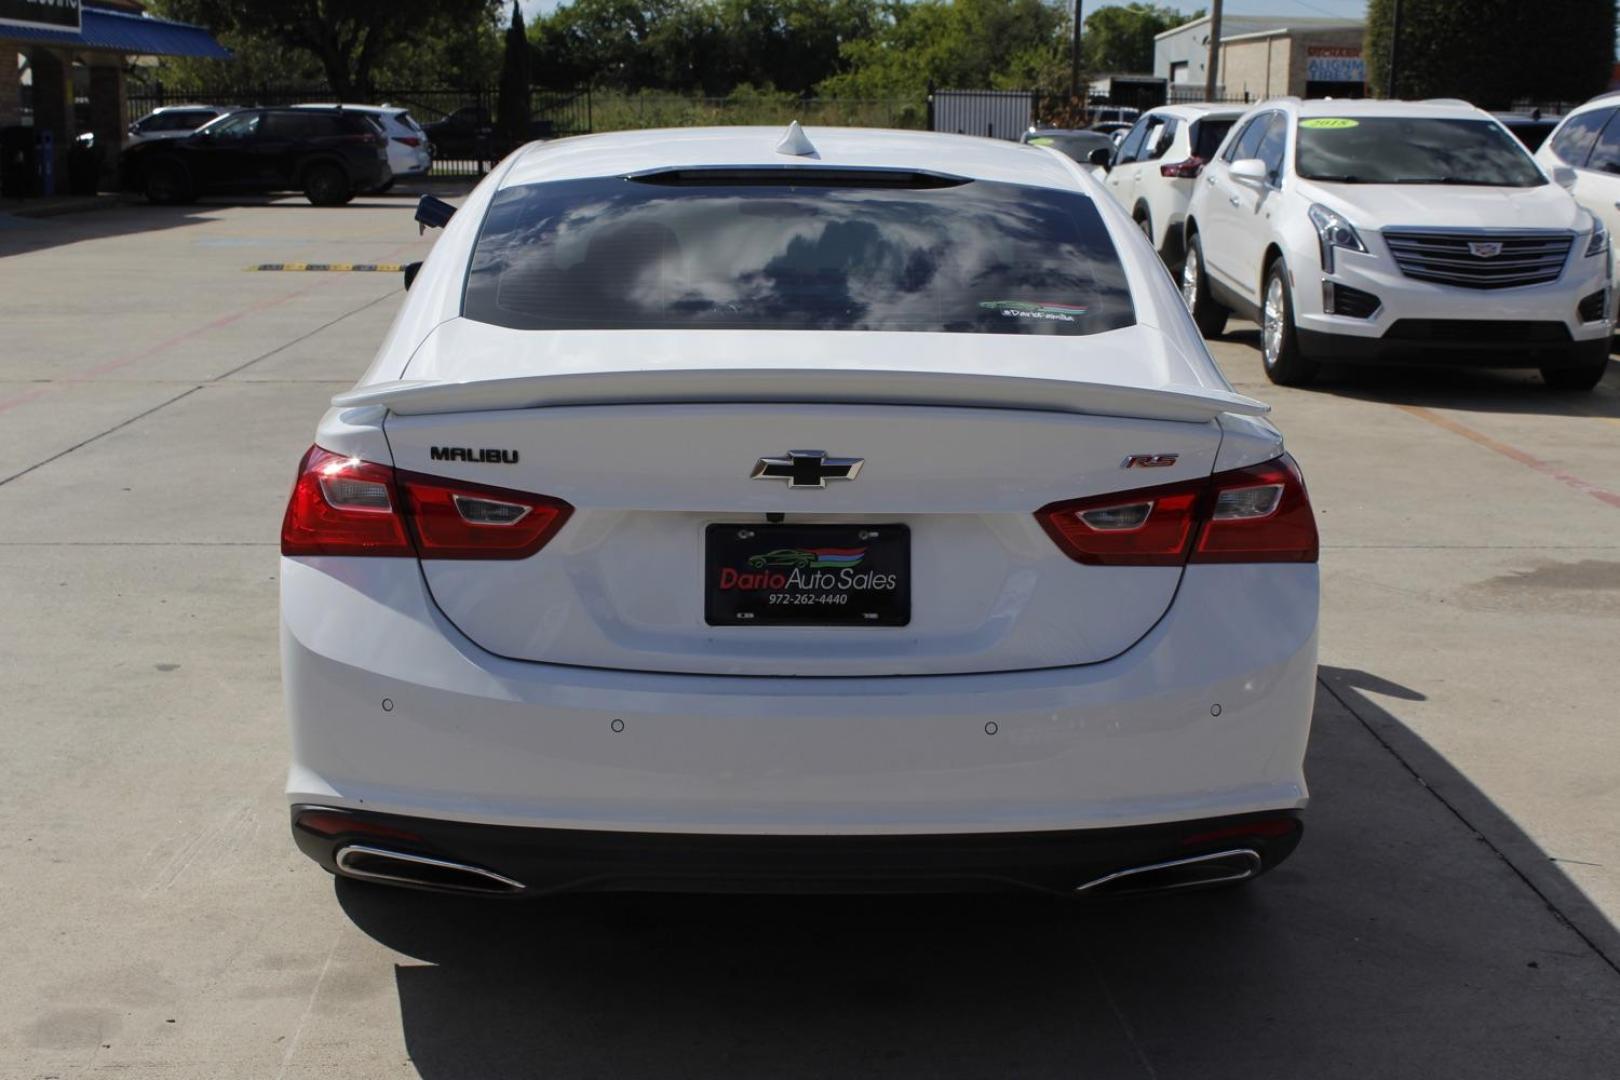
[126,105,234,147]
[1535,91,1620,314]
[293,103,432,188]
[1098,103,1245,270]
[1182,99,1612,390]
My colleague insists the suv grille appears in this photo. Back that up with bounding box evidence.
[1381,229,1573,290]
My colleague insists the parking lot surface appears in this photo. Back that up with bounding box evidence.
[2,198,1618,1078]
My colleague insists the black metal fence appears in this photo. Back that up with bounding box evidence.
[123,85,593,177]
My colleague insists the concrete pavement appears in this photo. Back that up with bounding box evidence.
[1,198,1617,1078]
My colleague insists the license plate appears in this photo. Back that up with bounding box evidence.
[705,524,910,627]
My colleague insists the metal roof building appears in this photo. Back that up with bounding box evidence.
[1154,14,1367,102]
[2,0,230,193]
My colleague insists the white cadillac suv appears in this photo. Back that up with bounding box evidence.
[1182,99,1613,390]
[280,126,1320,898]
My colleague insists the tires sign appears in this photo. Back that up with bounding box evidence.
[1306,46,1365,83]
[0,0,81,32]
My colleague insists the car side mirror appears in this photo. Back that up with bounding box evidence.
[1230,158,1268,184]
[1550,164,1577,191]
[415,194,456,233]
[1087,146,1113,169]
[403,261,423,290]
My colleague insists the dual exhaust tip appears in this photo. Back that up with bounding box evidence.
[1072,848,1262,897]
[331,843,1262,898]
[335,844,525,895]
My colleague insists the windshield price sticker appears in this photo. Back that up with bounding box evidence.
[980,299,1089,323]
[1300,118,1360,130]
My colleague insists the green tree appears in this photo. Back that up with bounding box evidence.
[531,0,878,95]
[530,0,684,91]
[153,0,501,98]
[1366,0,1614,104]
[497,3,533,148]
[818,0,1069,99]
[1082,4,1198,75]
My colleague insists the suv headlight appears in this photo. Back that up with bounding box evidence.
[1307,203,1367,274]
[1585,216,1609,258]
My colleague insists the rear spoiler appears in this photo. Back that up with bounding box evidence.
[332,369,1268,424]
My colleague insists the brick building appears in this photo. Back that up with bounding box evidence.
[1155,15,1368,103]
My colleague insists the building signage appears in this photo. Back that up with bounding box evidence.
[1307,46,1365,83]
[0,0,81,33]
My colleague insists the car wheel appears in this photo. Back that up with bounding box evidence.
[1180,234,1228,338]
[1260,259,1318,387]
[303,163,352,207]
[1541,356,1610,391]
[143,160,192,205]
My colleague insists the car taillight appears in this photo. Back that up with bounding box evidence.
[1191,456,1318,564]
[398,471,571,559]
[1036,454,1317,566]
[1160,156,1205,178]
[1037,476,1203,566]
[393,136,422,148]
[281,446,412,556]
[280,445,573,560]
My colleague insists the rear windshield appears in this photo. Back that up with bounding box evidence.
[462,174,1135,336]
[1191,119,1236,160]
[1295,117,1545,186]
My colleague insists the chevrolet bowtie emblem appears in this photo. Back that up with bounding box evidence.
[750,450,864,489]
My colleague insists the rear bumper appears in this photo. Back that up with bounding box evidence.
[292,804,1304,897]
[282,557,1317,837]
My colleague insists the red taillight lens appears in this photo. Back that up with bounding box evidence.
[1191,455,1318,564]
[393,136,422,148]
[281,446,412,556]
[1160,156,1205,178]
[399,472,572,560]
[1036,477,1204,566]
[1036,454,1317,566]
[280,445,573,560]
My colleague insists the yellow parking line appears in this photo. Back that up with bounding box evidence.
[247,263,406,272]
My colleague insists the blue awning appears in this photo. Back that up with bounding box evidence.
[0,8,232,59]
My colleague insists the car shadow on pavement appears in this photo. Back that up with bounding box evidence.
[1221,324,1620,419]
[335,671,1620,1079]
[0,201,217,258]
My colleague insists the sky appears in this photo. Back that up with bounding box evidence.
[517,0,1371,19]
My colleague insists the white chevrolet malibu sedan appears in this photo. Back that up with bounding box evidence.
[280,125,1320,898]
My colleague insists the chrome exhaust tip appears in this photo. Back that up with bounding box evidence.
[1073,848,1262,897]
[334,844,525,895]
